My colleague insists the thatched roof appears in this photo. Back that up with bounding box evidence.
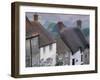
[26,16,55,47]
[57,22,88,54]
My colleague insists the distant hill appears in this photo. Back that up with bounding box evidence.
[48,23,56,32]
[82,28,89,37]
[43,21,89,40]
[43,22,58,38]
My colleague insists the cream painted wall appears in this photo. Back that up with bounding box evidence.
[0,0,100,80]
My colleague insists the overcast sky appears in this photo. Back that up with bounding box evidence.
[26,12,90,29]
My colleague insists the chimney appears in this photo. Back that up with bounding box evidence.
[57,22,64,30]
[77,20,82,29]
[34,13,38,21]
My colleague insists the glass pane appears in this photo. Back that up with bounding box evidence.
[31,37,40,66]
[26,39,31,67]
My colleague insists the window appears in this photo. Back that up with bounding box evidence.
[81,55,83,62]
[43,47,45,52]
[49,44,52,50]
[31,37,38,48]
[72,59,75,65]
[85,55,87,58]
[26,39,31,67]
[26,36,39,67]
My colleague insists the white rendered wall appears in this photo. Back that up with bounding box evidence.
[70,50,82,65]
[40,43,56,66]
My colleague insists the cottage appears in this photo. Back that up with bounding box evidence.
[26,14,56,67]
[57,21,89,65]
[56,36,71,66]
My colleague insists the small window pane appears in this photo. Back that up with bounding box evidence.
[31,37,40,66]
[26,40,31,67]
[49,44,52,50]
[43,47,45,52]
[72,59,75,65]
[31,37,38,47]
[81,55,83,62]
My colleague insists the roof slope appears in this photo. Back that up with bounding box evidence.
[26,17,34,36]
[56,36,70,55]
[73,28,88,48]
[26,17,55,47]
[57,22,88,54]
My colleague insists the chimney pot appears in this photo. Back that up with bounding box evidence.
[77,20,82,29]
[57,21,64,30]
[34,13,38,21]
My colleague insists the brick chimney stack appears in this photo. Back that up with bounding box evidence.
[77,20,82,29]
[34,13,38,21]
[57,22,64,30]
